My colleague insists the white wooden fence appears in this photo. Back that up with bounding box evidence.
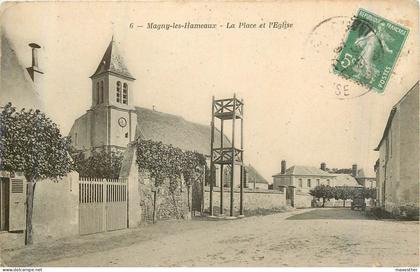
[79,177,127,235]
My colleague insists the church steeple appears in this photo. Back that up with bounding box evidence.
[90,38,135,80]
[90,38,135,108]
[69,38,138,154]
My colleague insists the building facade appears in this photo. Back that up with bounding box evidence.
[272,161,334,193]
[272,161,362,193]
[374,82,419,216]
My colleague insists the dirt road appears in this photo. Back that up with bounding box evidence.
[2,208,419,267]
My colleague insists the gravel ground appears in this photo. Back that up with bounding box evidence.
[1,208,418,267]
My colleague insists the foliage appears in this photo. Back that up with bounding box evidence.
[0,103,73,245]
[327,168,353,174]
[309,185,333,199]
[363,187,377,199]
[135,139,206,191]
[309,185,334,207]
[135,139,206,223]
[311,184,377,208]
[333,186,355,206]
[0,102,73,181]
[71,148,124,179]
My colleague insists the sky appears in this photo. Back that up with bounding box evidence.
[1,1,418,181]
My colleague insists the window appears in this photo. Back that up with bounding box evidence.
[307,179,311,188]
[100,81,104,103]
[298,179,303,187]
[96,82,100,104]
[316,179,320,186]
[123,83,128,105]
[116,81,122,103]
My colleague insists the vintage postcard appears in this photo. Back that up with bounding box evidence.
[0,0,419,268]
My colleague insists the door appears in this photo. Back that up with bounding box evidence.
[8,178,26,231]
[0,178,10,231]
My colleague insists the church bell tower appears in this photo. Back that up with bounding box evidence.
[88,38,137,151]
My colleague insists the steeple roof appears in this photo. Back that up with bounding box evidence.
[90,38,135,80]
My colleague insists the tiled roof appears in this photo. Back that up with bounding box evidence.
[134,106,230,156]
[246,164,269,184]
[334,174,362,187]
[90,38,134,80]
[133,107,267,182]
[273,165,333,177]
[0,31,43,110]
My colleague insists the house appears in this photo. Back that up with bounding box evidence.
[272,161,366,207]
[0,31,44,234]
[272,161,334,193]
[0,31,79,245]
[374,82,419,217]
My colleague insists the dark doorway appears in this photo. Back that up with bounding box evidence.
[0,177,10,231]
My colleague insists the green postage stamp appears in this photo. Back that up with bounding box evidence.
[333,9,409,93]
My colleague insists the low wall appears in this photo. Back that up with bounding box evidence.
[32,171,79,243]
[204,187,286,216]
[324,199,352,208]
[294,193,313,208]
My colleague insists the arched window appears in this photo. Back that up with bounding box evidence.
[100,81,104,103]
[123,83,128,104]
[116,81,122,103]
[96,82,100,104]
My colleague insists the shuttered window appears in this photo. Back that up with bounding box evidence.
[11,179,24,194]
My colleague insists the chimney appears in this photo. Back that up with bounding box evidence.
[320,162,326,171]
[26,43,44,83]
[281,160,286,174]
[352,164,358,177]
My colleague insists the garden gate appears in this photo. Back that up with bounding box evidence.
[79,177,127,235]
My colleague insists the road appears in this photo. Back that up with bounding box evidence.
[2,208,419,267]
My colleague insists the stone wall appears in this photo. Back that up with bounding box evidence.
[204,187,286,216]
[294,192,313,208]
[120,146,191,225]
[138,172,191,223]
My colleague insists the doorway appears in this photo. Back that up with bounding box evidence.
[0,177,10,231]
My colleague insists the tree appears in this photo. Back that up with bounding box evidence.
[310,185,334,207]
[363,187,376,199]
[340,186,354,207]
[135,139,206,222]
[0,103,72,244]
[72,149,124,179]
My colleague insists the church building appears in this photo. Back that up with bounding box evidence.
[69,38,267,188]
[69,38,137,153]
